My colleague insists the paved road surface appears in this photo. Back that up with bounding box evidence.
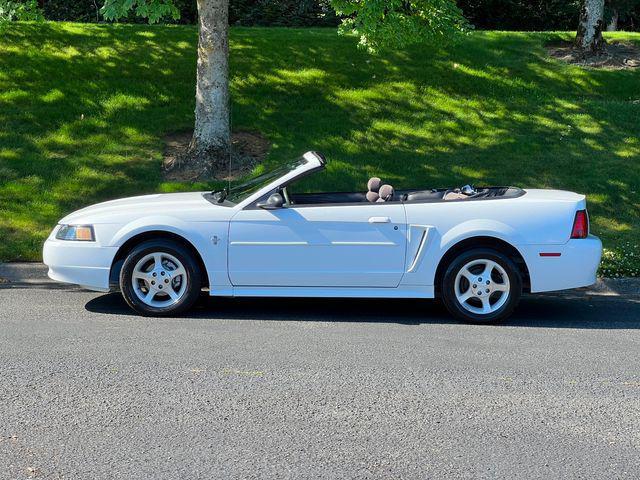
[1,287,639,479]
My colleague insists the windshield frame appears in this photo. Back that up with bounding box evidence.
[222,156,307,204]
[210,151,325,209]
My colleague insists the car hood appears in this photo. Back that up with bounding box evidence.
[59,192,227,225]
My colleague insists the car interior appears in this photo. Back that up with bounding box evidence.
[283,177,525,206]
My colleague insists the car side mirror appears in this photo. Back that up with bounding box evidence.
[257,192,285,210]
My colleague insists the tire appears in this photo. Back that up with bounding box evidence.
[441,248,522,324]
[119,239,202,316]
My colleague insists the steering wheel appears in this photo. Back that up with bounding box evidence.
[460,185,476,196]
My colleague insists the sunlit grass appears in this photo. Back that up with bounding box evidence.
[0,22,638,270]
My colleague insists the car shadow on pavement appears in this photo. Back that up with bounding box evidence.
[84,292,640,329]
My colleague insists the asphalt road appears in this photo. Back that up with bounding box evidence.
[1,286,639,479]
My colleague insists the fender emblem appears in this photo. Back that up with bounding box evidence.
[211,236,219,245]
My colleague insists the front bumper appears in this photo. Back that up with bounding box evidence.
[519,235,603,293]
[43,238,118,292]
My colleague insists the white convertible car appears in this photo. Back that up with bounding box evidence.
[44,151,602,323]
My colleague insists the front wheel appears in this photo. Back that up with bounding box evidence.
[441,248,522,324]
[119,239,202,316]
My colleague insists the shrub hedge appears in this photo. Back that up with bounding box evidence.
[459,0,639,31]
[35,0,640,31]
[41,0,339,26]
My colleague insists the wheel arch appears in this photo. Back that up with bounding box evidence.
[109,230,210,289]
[434,236,531,296]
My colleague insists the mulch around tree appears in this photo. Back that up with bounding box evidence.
[163,130,270,182]
[547,40,640,69]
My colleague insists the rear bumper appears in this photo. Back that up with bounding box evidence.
[43,239,118,292]
[519,235,602,293]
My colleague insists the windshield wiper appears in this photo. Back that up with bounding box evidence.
[211,187,228,203]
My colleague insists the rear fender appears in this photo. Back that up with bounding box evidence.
[403,219,525,286]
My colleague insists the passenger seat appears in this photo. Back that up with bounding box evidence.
[367,177,394,202]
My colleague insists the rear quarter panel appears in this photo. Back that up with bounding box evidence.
[401,192,586,288]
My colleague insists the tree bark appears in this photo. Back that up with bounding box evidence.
[606,8,619,31]
[188,0,231,175]
[575,0,606,53]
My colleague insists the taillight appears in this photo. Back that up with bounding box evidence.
[571,210,589,239]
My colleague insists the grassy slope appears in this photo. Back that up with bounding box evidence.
[0,23,639,271]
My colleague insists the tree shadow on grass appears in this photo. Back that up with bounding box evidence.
[227,29,639,242]
[1,24,638,260]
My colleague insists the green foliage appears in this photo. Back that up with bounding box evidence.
[0,25,639,275]
[101,0,179,23]
[97,0,470,48]
[331,0,471,51]
[38,0,640,31]
[41,0,336,26]
[169,0,197,23]
[458,0,582,31]
[0,0,43,23]
[600,244,640,278]
[609,0,640,17]
[42,0,102,23]
[458,0,640,31]
[607,0,640,27]
[231,0,338,27]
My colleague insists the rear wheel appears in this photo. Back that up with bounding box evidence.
[441,248,522,324]
[119,239,202,316]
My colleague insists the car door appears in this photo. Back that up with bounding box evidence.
[228,201,407,288]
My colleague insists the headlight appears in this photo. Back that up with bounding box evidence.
[56,225,95,241]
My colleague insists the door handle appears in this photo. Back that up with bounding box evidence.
[369,216,391,224]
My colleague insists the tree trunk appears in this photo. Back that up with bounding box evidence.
[606,8,619,31]
[188,0,231,175]
[575,0,606,53]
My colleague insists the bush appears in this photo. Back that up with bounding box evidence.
[600,244,640,278]
[230,0,338,27]
[42,0,99,22]
[30,0,640,30]
[40,0,337,26]
[43,0,196,24]
[0,0,43,22]
[457,0,582,31]
[458,0,640,31]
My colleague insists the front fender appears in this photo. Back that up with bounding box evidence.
[109,216,206,248]
[106,216,231,291]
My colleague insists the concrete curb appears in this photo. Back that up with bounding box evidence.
[0,263,83,291]
[0,262,53,286]
[579,277,640,297]
[1,262,638,297]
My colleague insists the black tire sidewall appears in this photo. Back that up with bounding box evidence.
[119,239,202,316]
[442,248,522,324]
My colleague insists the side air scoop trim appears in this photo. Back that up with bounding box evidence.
[407,225,432,273]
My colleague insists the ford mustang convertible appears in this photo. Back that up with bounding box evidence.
[44,151,602,323]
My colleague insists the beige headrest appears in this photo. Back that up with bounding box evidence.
[367,177,382,192]
[378,184,395,201]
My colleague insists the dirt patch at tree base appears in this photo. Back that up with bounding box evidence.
[547,40,640,69]
[163,131,270,182]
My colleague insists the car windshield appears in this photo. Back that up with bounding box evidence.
[213,156,307,205]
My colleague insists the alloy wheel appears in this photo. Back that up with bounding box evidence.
[131,252,188,308]
[454,258,511,315]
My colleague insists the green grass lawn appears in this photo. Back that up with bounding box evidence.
[1,23,638,274]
